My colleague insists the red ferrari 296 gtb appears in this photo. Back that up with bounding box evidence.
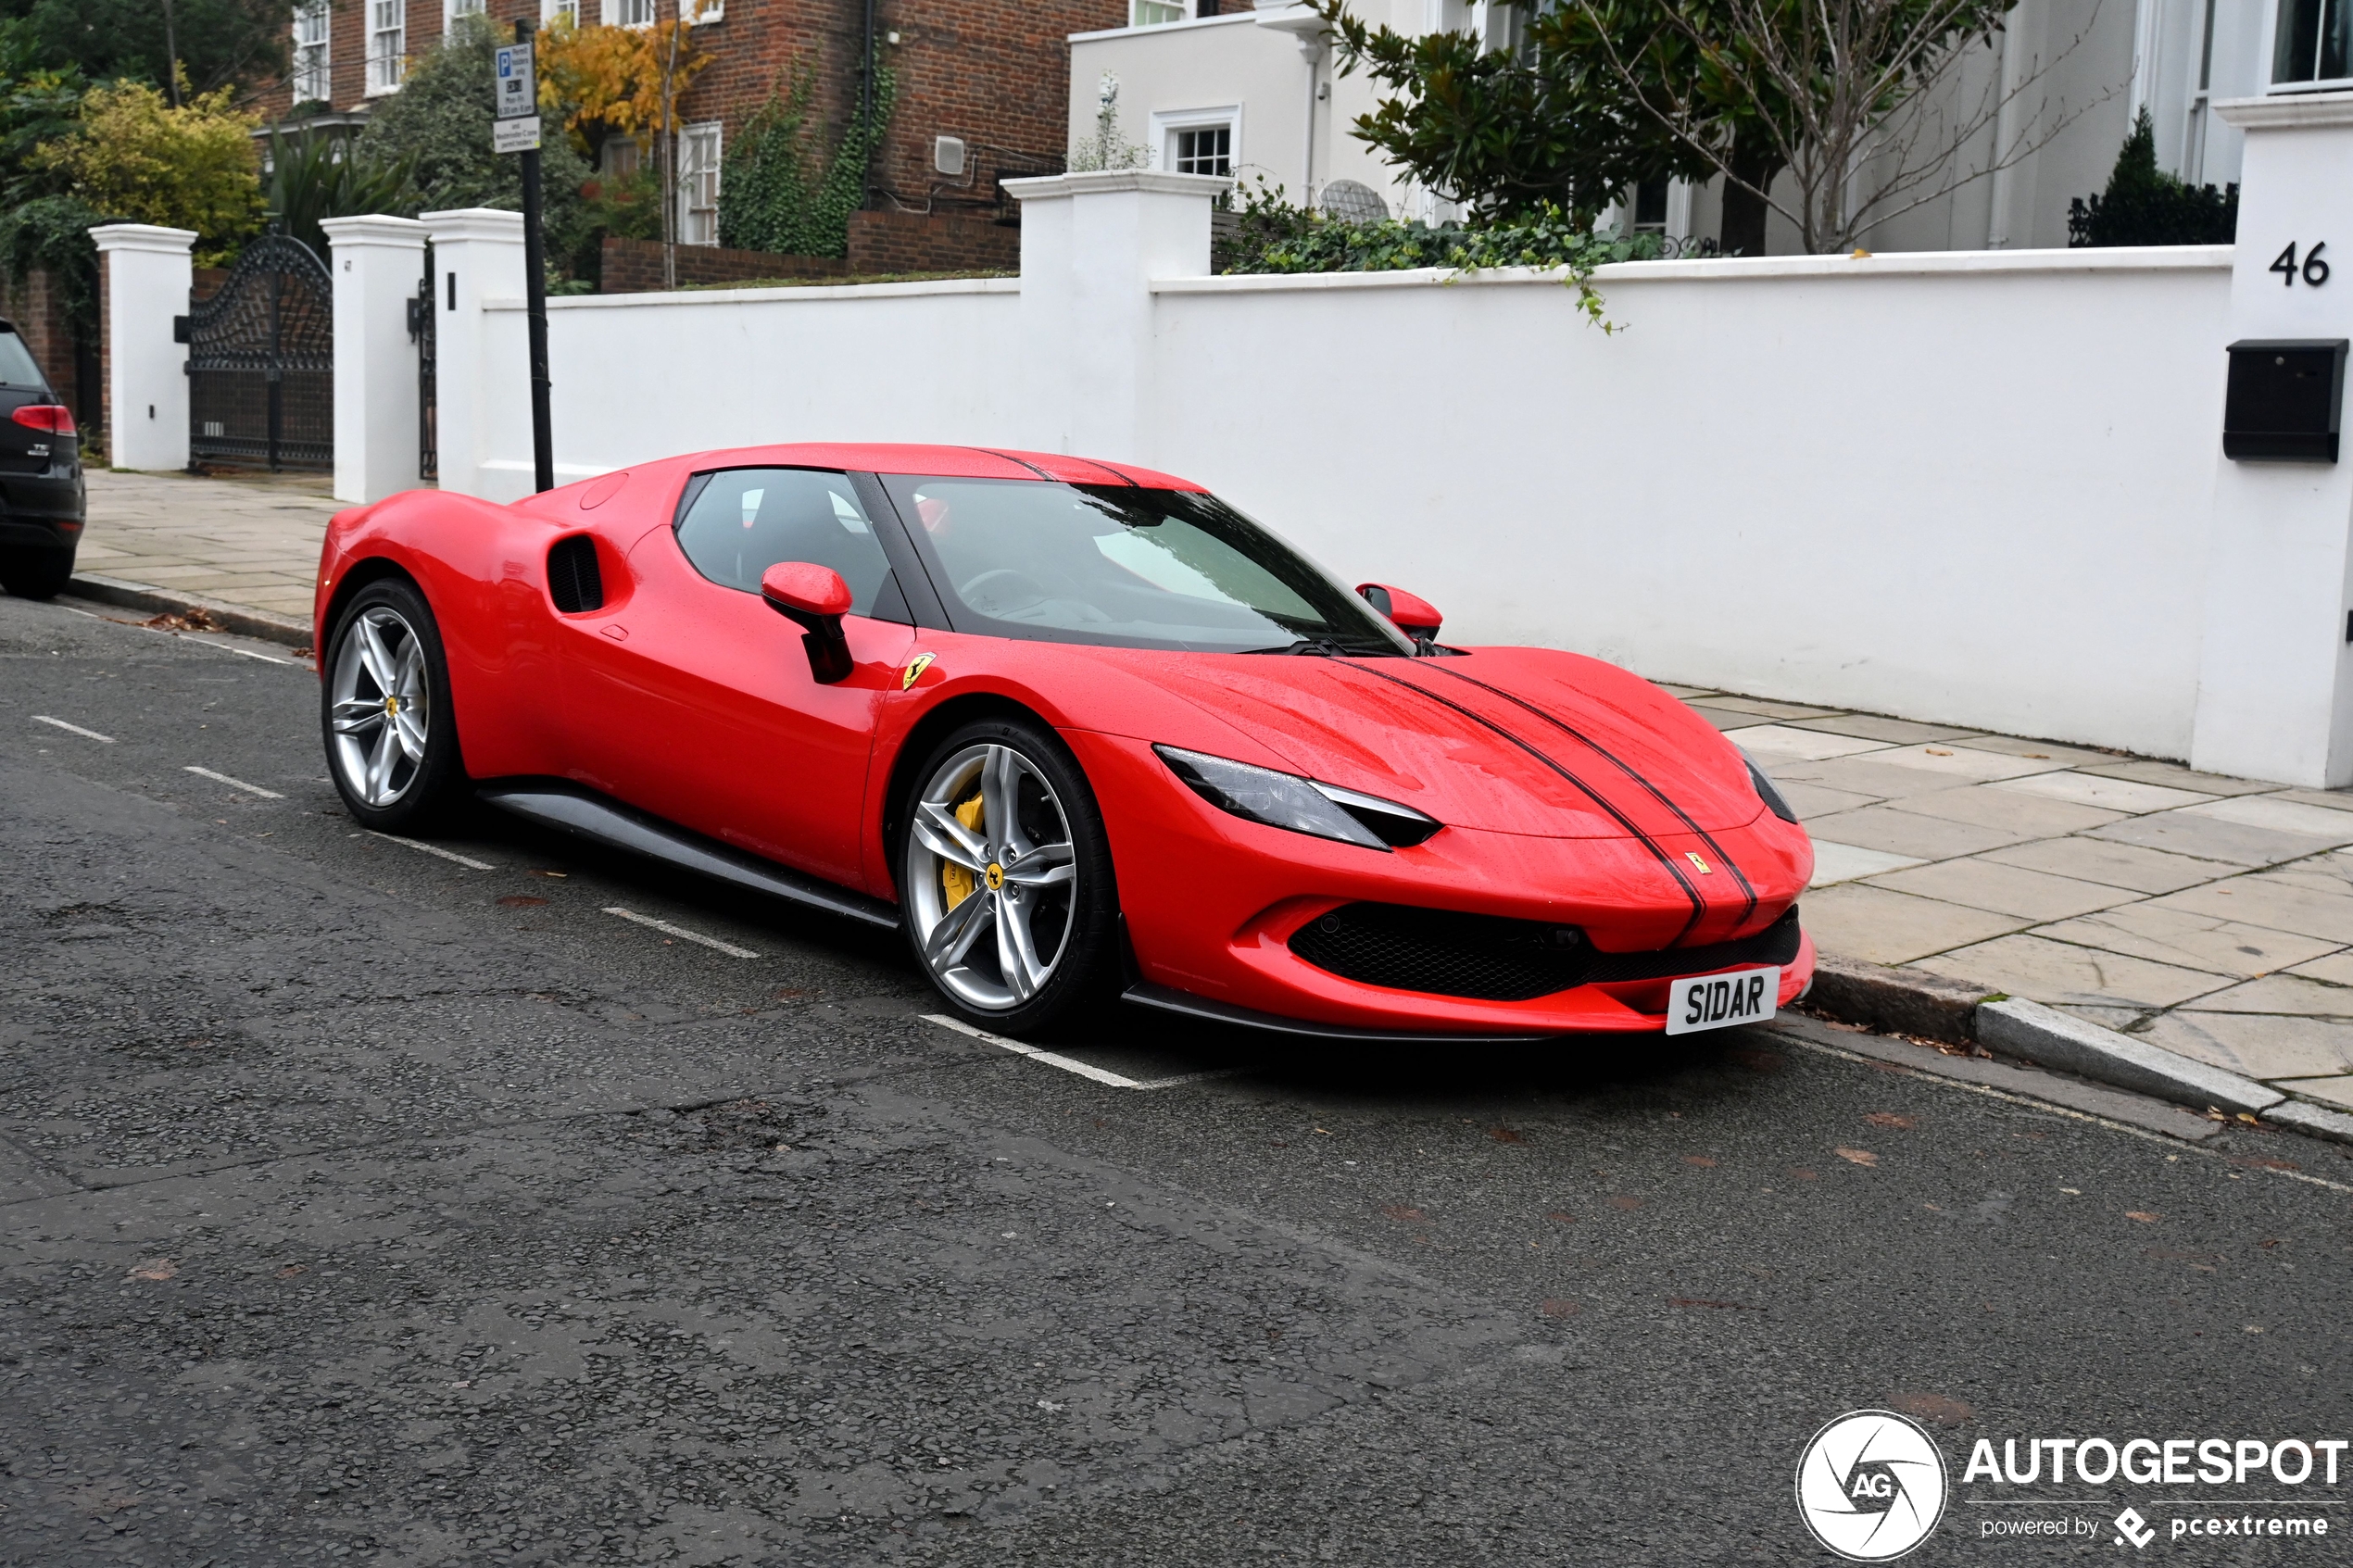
[315,445,1814,1041]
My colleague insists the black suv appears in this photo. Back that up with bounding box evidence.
[0,320,83,599]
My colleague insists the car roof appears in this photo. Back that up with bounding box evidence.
[638,443,1206,492]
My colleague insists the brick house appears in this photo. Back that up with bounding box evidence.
[258,0,1126,281]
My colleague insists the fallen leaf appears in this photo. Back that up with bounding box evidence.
[1730,1048,1784,1073]
[1607,1195,1644,1210]
[127,1259,177,1281]
[1381,1206,1426,1223]
[1539,1298,1580,1317]
[1489,1127,1525,1144]
[1545,1210,1576,1223]
[1788,1168,1818,1181]
[1834,1147,1879,1168]
[1890,1392,1972,1426]
[2125,1210,2159,1223]
[1864,1112,1916,1130]
[2246,1324,2265,1334]
[2231,1156,2300,1173]
[275,1264,307,1278]
[2260,1237,2281,1248]
[1925,747,1953,756]
[525,869,568,878]
[1312,1127,1331,1136]
[1681,1154,1718,1168]
[496,895,547,908]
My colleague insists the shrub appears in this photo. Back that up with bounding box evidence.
[31,80,263,265]
[718,59,895,259]
[2069,108,2237,247]
[265,129,418,261]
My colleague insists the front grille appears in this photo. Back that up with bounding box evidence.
[1289,903,1802,1003]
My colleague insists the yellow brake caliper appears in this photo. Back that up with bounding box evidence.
[941,791,986,909]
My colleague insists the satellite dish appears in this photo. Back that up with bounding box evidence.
[1318,180,1390,225]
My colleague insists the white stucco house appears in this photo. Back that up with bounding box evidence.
[1067,0,2309,252]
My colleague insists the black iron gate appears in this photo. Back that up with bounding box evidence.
[407,241,437,483]
[183,235,333,471]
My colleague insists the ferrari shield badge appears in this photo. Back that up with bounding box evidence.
[900,652,937,691]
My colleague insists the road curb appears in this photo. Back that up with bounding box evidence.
[69,573,311,650]
[1805,952,2353,1146]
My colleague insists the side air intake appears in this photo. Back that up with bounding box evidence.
[547,534,603,613]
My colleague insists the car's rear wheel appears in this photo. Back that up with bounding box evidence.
[0,545,74,599]
[900,717,1120,1035]
[322,578,467,832]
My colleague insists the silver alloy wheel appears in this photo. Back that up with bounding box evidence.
[905,742,1079,1011]
[328,605,432,809]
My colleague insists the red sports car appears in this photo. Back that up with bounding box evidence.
[315,444,1814,1041]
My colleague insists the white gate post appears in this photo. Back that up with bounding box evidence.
[2192,93,2353,786]
[420,208,527,500]
[89,224,195,471]
[1003,170,1226,461]
[321,216,431,504]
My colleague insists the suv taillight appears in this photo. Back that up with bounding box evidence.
[12,405,74,434]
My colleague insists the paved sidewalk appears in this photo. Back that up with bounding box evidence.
[1666,685,2353,1114]
[60,470,2353,1118]
[76,468,337,622]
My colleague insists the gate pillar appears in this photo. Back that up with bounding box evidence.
[323,215,430,503]
[421,208,527,502]
[90,224,195,471]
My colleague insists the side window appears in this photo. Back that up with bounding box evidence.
[674,468,900,617]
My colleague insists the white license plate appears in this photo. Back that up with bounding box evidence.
[1665,967,1780,1035]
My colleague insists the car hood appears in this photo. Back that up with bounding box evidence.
[1074,646,1765,840]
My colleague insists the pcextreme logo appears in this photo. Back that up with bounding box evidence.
[1796,1410,1950,1562]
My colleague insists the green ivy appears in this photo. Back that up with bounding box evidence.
[0,192,104,332]
[718,59,895,259]
[1222,182,1664,330]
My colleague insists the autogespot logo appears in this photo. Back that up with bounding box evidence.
[1796,1410,1950,1561]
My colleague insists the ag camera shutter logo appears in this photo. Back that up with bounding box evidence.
[1796,1410,1949,1561]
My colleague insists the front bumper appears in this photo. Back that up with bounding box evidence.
[1070,729,1818,1036]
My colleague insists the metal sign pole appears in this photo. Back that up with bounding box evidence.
[499,20,554,493]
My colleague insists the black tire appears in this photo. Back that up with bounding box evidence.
[0,545,74,600]
[321,577,469,833]
[898,715,1122,1036]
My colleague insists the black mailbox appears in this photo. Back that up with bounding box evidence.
[2224,338,2347,462]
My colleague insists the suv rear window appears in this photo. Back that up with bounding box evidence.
[0,331,45,391]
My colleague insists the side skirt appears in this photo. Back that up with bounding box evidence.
[1121,980,1551,1045]
[478,780,901,932]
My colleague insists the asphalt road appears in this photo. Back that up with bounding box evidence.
[2,590,2348,1568]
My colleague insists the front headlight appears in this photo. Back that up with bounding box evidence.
[1742,748,1801,824]
[1154,745,1441,850]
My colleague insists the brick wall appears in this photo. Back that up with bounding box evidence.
[600,235,847,293]
[247,0,1124,262]
[0,269,82,417]
[844,210,1017,275]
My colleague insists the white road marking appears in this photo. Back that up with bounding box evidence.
[183,765,284,799]
[364,830,496,871]
[206,642,294,666]
[32,715,113,743]
[923,1013,1243,1091]
[603,906,760,959]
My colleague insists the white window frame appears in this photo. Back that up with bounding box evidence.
[446,0,487,31]
[1149,105,1241,176]
[2265,0,2353,93]
[366,0,406,95]
[541,0,581,21]
[677,120,723,246]
[292,0,331,105]
[604,0,657,25]
[1131,0,1186,23]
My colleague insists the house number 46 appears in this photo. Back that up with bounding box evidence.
[2271,241,2330,286]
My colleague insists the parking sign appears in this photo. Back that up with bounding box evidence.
[494,42,535,119]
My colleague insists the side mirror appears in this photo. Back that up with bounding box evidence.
[1356,582,1442,642]
[761,561,854,684]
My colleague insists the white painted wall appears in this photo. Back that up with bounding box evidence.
[322,214,429,504]
[91,225,195,470]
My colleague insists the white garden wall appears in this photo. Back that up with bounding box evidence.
[296,95,2353,786]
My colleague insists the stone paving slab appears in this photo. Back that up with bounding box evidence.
[54,470,2353,1122]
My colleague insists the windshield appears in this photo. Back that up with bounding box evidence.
[879,476,1412,655]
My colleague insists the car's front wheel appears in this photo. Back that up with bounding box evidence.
[321,578,467,832]
[900,717,1121,1035]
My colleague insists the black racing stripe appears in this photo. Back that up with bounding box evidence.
[1337,663,1707,947]
[1429,666,1760,929]
[963,446,1056,482]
